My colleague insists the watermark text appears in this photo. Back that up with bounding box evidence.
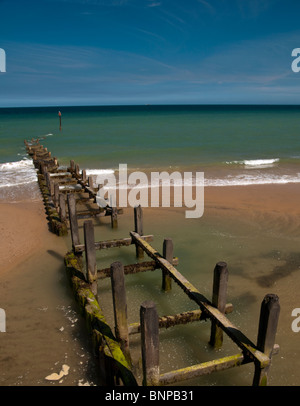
[0,48,6,73]
[291,308,300,332]
[0,308,6,332]
[95,164,204,219]
[292,48,300,72]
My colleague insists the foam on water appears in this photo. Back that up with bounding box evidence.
[89,166,300,191]
[0,158,38,188]
[226,158,280,168]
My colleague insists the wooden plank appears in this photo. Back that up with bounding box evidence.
[98,258,179,279]
[128,304,233,335]
[130,231,271,368]
[159,353,245,386]
[74,234,154,253]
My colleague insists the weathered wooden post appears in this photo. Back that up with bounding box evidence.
[111,207,118,229]
[82,169,87,183]
[162,238,173,291]
[140,301,160,386]
[253,294,280,386]
[110,261,131,365]
[49,177,54,197]
[134,205,144,259]
[75,164,80,178]
[70,160,75,173]
[45,172,51,191]
[67,193,80,251]
[59,194,66,222]
[39,162,45,176]
[84,220,98,298]
[88,176,95,189]
[54,183,60,208]
[209,261,229,349]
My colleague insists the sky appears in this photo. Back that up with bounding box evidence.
[1,0,300,107]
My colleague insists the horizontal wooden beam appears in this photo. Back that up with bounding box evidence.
[130,231,270,368]
[130,306,231,335]
[74,234,154,253]
[128,304,233,335]
[159,353,245,385]
[159,342,280,386]
[98,258,179,279]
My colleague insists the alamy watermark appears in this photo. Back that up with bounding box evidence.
[95,164,204,219]
[291,308,300,332]
[0,48,6,73]
[291,48,300,72]
[0,308,6,332]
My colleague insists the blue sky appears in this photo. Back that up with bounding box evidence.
[1,0,300,106]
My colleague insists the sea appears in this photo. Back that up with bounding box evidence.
[1,105,300,200]
[1,104,300,387]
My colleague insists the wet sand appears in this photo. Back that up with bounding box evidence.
[0,201,99,386]
[1,183,300,386]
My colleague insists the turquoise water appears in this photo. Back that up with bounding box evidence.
[2,105,300,200]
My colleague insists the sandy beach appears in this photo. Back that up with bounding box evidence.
[0,201,49,275]
[0,199,99,386]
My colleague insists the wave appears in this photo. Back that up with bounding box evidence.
[0,158,38,188]
[205,173,300,187]
[226,158,280,168]
[92,169,300,190]
[86,169,115,176]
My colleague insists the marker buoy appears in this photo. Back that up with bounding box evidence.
[58,111,62,131]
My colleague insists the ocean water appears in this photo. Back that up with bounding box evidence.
[1,105,300,386]
[1,105,300,201]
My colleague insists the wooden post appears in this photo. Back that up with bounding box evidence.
[45,172,51,191]
[70,160,75,173]
[75,164,80,177]
[59,194,66,222]
[209,261,229,349]
[88,176,94,189]
[84,220,98,298]
[162,238,173,291]
[39,162,45,175]
[140,301,160,386]
[134,205,144,259]
[49,178,54,197]
[54,183,60,208]
[253,294,280,386]
[82,169,87,183]
[110,261,131,365]
[67,193,80,251]
[111,207,118,229]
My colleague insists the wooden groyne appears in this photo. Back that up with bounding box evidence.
[25,139,280,387]
[65,204,280,386]
[24,138,122,236]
